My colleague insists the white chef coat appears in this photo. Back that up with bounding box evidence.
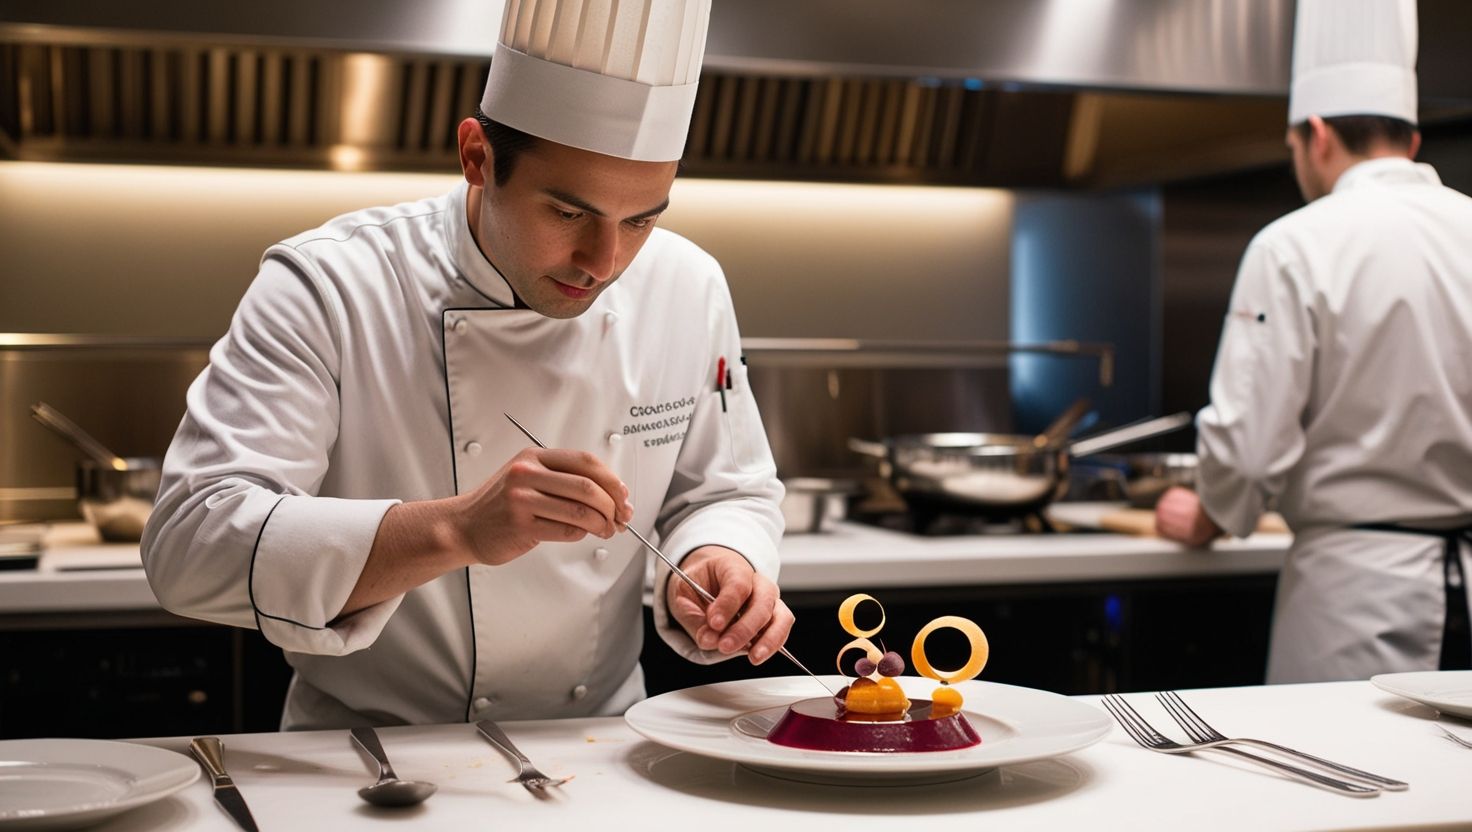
[141,180,785,729]
[1195,157,1472,683]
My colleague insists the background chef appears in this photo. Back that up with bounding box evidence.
[142,0,794,730]
[1156,0,1472,682]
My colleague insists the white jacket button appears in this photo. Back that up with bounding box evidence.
[607,432,621,446]
[465,441,483,456]
[594,547,609,561]
[571,684,589,701]
[473,696,492,711]
[604,311,618,326]
[453,318,468,334]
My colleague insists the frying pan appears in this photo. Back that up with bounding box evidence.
[848,412,1193,516]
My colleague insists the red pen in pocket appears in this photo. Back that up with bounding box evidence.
[716,357,728,412]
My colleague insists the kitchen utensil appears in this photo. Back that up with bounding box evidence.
[189,737,261,831]
[503,412,835,696]
[778,477,861,534]
[849,412,1193,518]
[1034,397,1092,447]
[349,726,437,807]
[1156,691,1407,789]
[1437,726,1472,749]
[30,402,129,470]
[31,402,162,541]
[75,458,162,541]
[475,720,571,793]
[1100,695,1379,797]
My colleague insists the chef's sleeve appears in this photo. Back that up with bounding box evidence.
[1195,237,1316,537]
[649,267,786,664]
[141,253,402,655]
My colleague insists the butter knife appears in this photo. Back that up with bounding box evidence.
[504,412,835,696]
[189,737,260,832]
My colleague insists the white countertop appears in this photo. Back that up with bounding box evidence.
[777,521,1288,591]
[75,680,1469,831]
[0,521,1291,614]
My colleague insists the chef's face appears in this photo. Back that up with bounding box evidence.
[460,122,678,319]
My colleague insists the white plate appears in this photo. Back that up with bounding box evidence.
[1372,670,1472,719]
[625,676,1110,786]
[0,739,199,830]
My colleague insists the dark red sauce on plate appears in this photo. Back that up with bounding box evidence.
[766,696,981,753]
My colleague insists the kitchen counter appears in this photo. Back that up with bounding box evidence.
[777,521,1288,591]
[0,521,1291,615]
[79,680,1468,831]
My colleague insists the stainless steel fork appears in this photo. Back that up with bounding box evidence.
[1438,725,1472,749]
[1156,691,1408,791]
[1101,695,1379,796]
[475,720,571,793]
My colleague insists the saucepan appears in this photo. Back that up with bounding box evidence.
[31,402,162,542]
[848,412,1193,517]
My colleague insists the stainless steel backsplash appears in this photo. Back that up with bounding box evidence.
[747,361,1011,478]
[0,345,209,523]
[2,343,1009,523]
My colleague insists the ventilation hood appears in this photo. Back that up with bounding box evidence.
[2,1,1469,188]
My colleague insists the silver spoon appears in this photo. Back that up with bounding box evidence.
[350,726,437,808]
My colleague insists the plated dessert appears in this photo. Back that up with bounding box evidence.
[766,594,990,753]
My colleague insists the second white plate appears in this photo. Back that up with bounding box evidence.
[625,675,1110,786]
[1371,670,1472,719]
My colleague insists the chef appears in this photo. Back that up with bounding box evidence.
[142,0,794,729]
[1156,0,1472,682]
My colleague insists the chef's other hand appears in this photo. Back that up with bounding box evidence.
[1155,486,1223,547]
[668,546,795,665]
[457,447,634,566]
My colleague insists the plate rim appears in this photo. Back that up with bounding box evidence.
[1371,670,1472,716]
[625,676,1111,775]
[0,738,200,825]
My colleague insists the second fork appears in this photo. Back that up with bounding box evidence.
[476,719,572,793]
[1156,691,1408,791]
[1102,694,1379,796]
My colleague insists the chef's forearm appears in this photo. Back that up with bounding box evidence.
[336,498,474,619]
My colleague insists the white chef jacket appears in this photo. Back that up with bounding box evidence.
[141,180,784,729]
[1195,157,1472,682]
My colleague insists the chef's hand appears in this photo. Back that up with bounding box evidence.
[667,546,795,665]
[456,448,634,566]
[1154,486,1223,547]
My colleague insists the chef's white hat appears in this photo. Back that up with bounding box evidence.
[480,0,713,162]
[1289,0,1418,125]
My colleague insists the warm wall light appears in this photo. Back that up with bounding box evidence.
[328,144,370,171]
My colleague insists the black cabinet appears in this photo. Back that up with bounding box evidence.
[0,612,292,740]
[641,575,1277,697]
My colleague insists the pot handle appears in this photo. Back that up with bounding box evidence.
[846,437,889,459]
[1068,412,1193,457]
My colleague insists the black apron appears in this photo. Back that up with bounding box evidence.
[1352,522,1472,671]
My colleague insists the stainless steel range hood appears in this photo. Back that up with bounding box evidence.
[2,1,1468,187]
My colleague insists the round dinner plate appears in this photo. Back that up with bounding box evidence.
[0,739,199,830]
[1371,670,1472,719]
[625,675,1110,785]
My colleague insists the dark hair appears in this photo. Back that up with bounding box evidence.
[474,108,541,186]
[1294,115,1417,155]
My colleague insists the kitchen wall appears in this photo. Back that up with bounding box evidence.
[1011,190,1160,435]
[0,161,1018,510]
[0,162,1011,341]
